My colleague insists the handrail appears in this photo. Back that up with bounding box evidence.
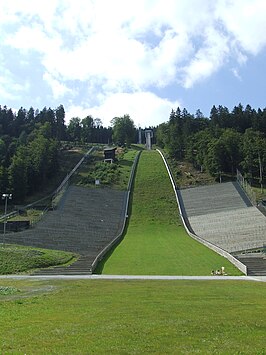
[91,151,141,273]
[0,210,18,220]
[236,169,257,205]
[156,149,247,275]
[0,146,95,221]
[53,147,95,198]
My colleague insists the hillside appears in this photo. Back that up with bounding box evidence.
[98,150,242,275]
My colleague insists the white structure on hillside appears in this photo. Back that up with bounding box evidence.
[145,129,153,150]
[138,127,142,144]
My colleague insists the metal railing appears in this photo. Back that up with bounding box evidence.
[236,169,257,205]
[0,146,96,226]
[51,146,95,209]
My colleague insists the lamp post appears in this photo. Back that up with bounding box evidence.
[2,193,12,247]
[258,152,263,194]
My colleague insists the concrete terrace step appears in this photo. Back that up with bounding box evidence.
[180,182,251,217]
[235,254,266,276]
[180,182,266,253]
[32,255,95,275]
[4,185,127,273]
[188,206,266,252]
[36,272,91,275]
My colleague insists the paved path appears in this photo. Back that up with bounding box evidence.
[1,274,265,282]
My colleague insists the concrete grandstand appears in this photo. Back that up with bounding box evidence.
[179,181,266,275]
[3,186,127,274]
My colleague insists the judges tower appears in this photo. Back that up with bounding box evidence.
[145,130,153,150]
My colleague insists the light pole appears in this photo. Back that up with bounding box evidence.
[258,152,263,194]
[2,193,12,247]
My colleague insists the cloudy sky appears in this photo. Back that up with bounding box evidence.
[1,0,266,127]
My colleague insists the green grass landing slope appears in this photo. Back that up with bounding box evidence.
[98,150,242,275]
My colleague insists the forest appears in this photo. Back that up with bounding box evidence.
[156,104,266,186]
[0,102,265,204]
[0,104,111,203]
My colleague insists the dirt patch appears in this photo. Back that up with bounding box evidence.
[169,159,215,188]
[0,284,58,301]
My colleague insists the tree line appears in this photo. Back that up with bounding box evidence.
[2,101,265,202]
[156,104,266,184]
[0,104,113,203]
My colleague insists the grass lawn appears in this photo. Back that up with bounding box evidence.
[98,150,242,275]
[0,245,76,274]
[0,279,265,354]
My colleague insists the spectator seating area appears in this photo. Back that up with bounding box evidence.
[179,182,266,253]
[4,185,127,273]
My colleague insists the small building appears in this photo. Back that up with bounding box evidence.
[103,147,116,163]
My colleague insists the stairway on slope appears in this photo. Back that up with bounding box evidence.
[32,255,94,275]
[235,253,266,276]
[180,181,251,217]
[179,181,266,255]
[4,185,127,275]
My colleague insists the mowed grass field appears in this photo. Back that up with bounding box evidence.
[98,150,242,275]
[1,149,265,354]
[0,279,265,354]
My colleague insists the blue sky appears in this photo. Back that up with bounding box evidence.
[1,0,266,127]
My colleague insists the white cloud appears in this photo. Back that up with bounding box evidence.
[182,27,230,88]
[43,72,72,99]
[0,62,28,101]
[6,24,62,55]
[216,0,266,55]
[231,68,242,81]
[0,1,58,28]
[1,0,266,122]
[1,0,215,92]
[66,92,181,127]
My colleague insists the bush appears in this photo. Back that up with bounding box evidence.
[79,162,120,186]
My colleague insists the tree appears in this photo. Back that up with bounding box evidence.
[218,129,242,175]
[67,117,82,142]
[231,103,246,132]
[8,146,29,202]
[166,107,184,158]
[26,107,35,123]
[156,123,169,149]
[55,104,66,141]
[28,129,59,190]
[0,138,6,165]
[241,129,266,182]
[186,129,213,171]
[111,114,136,146]
[14,107,27,136]
[210,105,219,126]
[81,115,94,143]
[205,139,224,179]
[0,165,8,194]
